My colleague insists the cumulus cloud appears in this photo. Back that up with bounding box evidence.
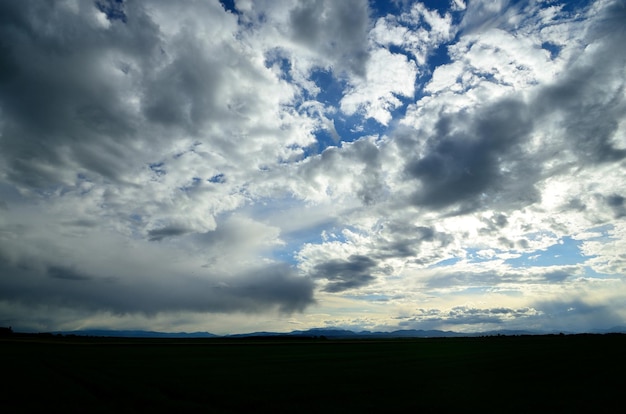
[287,0,370,77]
[403,97,537,212]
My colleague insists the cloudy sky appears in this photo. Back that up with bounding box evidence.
[1,0,625,335]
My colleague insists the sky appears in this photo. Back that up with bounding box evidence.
[1,0,625,335]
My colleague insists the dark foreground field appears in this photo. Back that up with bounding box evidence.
[1,334,624,413]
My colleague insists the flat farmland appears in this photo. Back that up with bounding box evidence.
[1,334,624,413]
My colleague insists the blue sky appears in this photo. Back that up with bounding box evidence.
[0,0,625,335]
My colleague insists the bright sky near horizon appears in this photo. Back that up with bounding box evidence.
[1,0,625,335]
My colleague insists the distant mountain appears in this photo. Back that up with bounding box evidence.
[269,328,467,339]
[226,331,296,338]
[56,329,218,338]
[303,329,464,338]
[591,326,626,334]
[50,326,626,339]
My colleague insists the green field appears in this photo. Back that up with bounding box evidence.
[1,334,624,413]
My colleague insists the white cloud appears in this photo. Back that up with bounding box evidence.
[341,48,417,125]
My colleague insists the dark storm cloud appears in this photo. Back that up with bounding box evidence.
[0,0,161,188]
[148,226,190,242]
[405,98,538,212]
[0,0,240,191]
[604,194,626,218]
[312,254,377,292]
[538,70,626,165]
[374,223,453,261]
[288,0,370,76]
[47,266,92,281]
[0,259,314,315]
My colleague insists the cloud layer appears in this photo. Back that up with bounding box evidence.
[1,0,624,334]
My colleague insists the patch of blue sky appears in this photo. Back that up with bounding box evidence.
[464,248,498,263]
[218,0,237,15]
[301,69,394,155]
[424,42,453,73]
[96,0,126,23]
[344,294,391,302]
[127,213,146,239]
[541,42,563,60]
[178,177,202,193]
[271,229,329,266]
[370,0,457,20]
[149,162,166,177]
[583,266,613,279]
[302,108,395,158]
[430,247,503,269]
[432,256,462,267]
[271,222,366,265]
[369,0,404,19]
[336,114,388,141]
[419,0,456,16]
[582,224,614,239]
[560,0,593,15]
[524,230,558,241]
[265,51,293,83]
[241,195,338,235]
[308,68,347,105]
[388,94,416,123]
[302,131,337,159]
[303,111,388,158]
[445,286,493,299]
[505,237,588,268]
[207,173,226,184]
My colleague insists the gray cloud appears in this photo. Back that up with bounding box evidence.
[375,223,453,261]
[0,259,314,315]
[479,213,509,236]
[399,306,541,328]
[148,226,190,242]
[141,35,224,132]
[606,194,626,218]
[533,2,626,166]
[532,298,625,332]
[312,254,378,292]
[404,98,538,212]
[425,266,581,290]
[289,0,370,77]
[0,1,161,188]
[393,0,626,221]
[47,266,92,281]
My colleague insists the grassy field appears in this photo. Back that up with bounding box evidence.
[1,334,624,413]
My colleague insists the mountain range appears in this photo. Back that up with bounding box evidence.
[51,326,626,339]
